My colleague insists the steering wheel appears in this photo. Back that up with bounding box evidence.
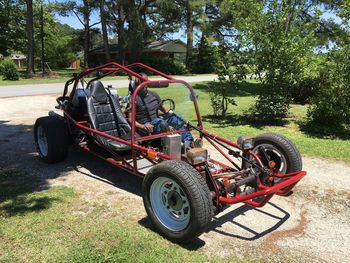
[157,99,176,117]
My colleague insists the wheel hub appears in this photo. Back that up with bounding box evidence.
[150,176,191,231]
[167,191,183,211]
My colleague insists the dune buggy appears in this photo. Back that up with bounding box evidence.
[34,62,306,243]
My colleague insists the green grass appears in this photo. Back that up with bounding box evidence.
[0,169,256,263]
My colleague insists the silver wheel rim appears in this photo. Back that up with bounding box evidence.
[37,126,48,157]
[253,144,287,174]
[150,176,191,231]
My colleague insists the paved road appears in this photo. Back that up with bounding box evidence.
[0,75,217,98]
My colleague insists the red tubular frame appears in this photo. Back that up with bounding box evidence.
[60,62,306,209]
[218,171,306,207]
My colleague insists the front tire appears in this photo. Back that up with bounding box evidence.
[253,133,302,174]
[142,160,213,243]
[34,116,69,163]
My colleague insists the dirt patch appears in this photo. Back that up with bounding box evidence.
[262,205,308,253]
[0,95,349,262]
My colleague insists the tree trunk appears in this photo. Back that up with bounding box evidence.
[283,0,295,33]
[100,0,111,63]
[26,0,34,77]
[117,3,125,64]
[83,0,90,67]
[40,4,45,74]
[185,1,193,69]
[197,32,206,73]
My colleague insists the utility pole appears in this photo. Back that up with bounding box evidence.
[26,0,35,77]
[41,3,46,74]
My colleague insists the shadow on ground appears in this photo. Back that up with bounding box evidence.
[202,113,289,129]
[297,119,350,140]
[192,81,263,97]
[138,201,290,249]
[209,202,290,240]
[0,120,290,249]
[0,120,142,218]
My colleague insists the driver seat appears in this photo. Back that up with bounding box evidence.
[86,81,132,151]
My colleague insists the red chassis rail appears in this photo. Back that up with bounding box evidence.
[61,62,306,209]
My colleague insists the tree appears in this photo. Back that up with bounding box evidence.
[155,0,205,69]
[99,0,110,62]
[57,1,100,67]
[0,1,27,56]
[305,1,350,135]
[243,0,319,121]
[107,0,156,64]
[26,0,35,77]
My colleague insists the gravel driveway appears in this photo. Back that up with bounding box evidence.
[0,94,349,263]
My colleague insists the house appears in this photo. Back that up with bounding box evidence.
[88,40,187,67]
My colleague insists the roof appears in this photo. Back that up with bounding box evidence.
[90,40,186,55]
[144,40,186,53]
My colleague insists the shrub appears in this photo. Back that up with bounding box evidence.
[307,50,350,134]
[0,60,19,80]
[207,52,246,117]
[140,56,188,75]
[208,81,236,117]
[253,82,291,121]
[290,77,320,105]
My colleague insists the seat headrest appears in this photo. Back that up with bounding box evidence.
[90,80,107,103]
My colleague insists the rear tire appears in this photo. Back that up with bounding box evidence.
[34,116,69,163]
[142,160,213,243]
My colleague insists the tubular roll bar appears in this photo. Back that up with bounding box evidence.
[60,61,307,208]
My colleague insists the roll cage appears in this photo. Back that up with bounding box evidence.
[55,62,306,212]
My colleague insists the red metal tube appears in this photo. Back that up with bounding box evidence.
[218,171,306,206]
[74,121,173,161]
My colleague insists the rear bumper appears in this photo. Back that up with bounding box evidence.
[218,171,307,207]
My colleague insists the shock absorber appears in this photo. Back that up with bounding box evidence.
[224,174,256,196]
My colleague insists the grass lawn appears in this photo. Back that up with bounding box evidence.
[0,170,255,263]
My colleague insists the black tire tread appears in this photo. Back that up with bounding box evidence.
[142,160,213,243]
[34,116,69,163]
[254,133,302,172]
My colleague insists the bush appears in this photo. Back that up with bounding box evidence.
[253,82,291,122]
[140,56,188,75]
[290,77,320,104]
[208,81,236,117]
[0,60,19,80]
[307,54,350,134]
[289,55,326,104]
[207,52,247,117]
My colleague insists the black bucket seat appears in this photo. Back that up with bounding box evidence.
[87,80,132,151]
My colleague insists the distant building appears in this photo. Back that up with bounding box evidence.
[88,40,187,66]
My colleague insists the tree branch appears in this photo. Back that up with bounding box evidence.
[72,9,84,26]
[89,20,101,28]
